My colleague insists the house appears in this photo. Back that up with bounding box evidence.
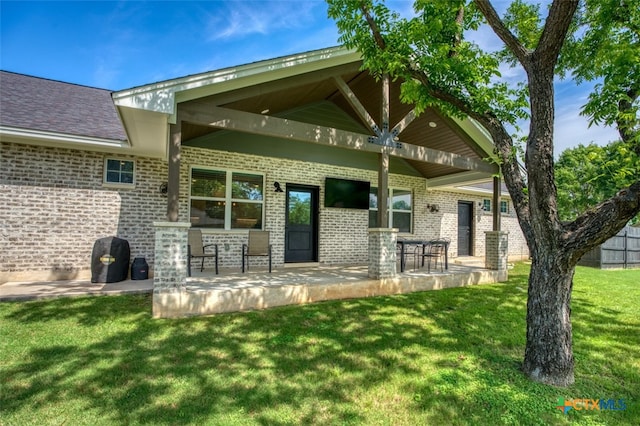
[0,46,528,285]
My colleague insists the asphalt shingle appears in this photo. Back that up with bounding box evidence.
[0,71,127,142]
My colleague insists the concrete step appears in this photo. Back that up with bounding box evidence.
[454,256,485,267]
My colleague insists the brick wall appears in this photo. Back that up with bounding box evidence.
[419,189,528,259]
[485,231,509,270]
[153,222,189,289]
[180,147,528,266]
[0,142,166,282]
[1,141,528,282]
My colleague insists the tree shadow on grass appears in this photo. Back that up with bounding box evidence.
[1,266,638,425]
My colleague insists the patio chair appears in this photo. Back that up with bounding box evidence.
[398,241,418,272]
[187,229,218,276]
[417,240,446,273]
[242,230,272,273]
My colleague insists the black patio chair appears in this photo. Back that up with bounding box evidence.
[417,240,446,273]
[398,241,419,272]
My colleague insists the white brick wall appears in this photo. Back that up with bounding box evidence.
[1,141,529,281]
[0,142,166,281]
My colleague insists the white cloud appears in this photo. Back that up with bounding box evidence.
[553,106,618,156]
[551,79,619,155]
[207,1,321,40]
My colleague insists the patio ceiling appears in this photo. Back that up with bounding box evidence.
[178,61,496,180]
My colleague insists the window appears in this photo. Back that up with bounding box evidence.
[190,168,264,230]
[482,199,491,212]
[104,158,134,186]
[500,200,509,214]
[369,187,412,233]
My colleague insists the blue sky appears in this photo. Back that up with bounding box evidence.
[0,0,619,154]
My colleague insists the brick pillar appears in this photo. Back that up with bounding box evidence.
[153,221,191,289]
[368,228,398,279]
[485,231,509,270]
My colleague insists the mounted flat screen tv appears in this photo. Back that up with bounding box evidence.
[324,177,370,209]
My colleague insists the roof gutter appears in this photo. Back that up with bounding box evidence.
[0,126,130,151]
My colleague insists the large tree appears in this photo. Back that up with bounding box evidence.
[327,0,640,386]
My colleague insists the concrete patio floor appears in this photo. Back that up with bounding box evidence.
[1,260,506,317]
[0,277,153,302]
[153,261,506,317]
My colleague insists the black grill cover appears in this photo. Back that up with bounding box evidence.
[131,257,149,280]
[91,236,130,283]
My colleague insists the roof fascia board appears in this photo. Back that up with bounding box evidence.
[450,186,507,197]
[426,172,511,198]
[450,116,496,160]
[112,47,361,120]
[426,171,494,188]
[1,126,130,150]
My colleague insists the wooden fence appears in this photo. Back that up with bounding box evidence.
[578,226,640,269]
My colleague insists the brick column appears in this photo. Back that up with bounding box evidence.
[368,228,398,279]
[485,231,509,270]
[153,222,191,289]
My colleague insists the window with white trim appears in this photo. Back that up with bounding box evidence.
[189,167,264,229]
[482,199,491,212]
[368,187,412,233]
[104,158,135,186]
[500,200,509,214]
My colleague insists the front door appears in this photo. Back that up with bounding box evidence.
[457,201,473,256]
[285,185,319,263]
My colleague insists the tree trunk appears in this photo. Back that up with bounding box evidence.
[523,249,575,386]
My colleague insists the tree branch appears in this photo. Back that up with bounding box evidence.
[474,115,533,238]
[448,4,465,58]
[534,0,579,69]
[359,2,386,50]
[474,0,531,66]
[563,179,640,263]
[411,65,533,234]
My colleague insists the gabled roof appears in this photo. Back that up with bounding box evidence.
[113,46,498,181]
[113,46,362,116]
[0,70,127,146]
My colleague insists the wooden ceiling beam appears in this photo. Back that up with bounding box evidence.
[180,105,498,174]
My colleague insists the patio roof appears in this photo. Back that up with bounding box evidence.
[113,46,499,184]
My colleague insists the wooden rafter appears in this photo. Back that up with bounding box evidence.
[391,109,418,137]
[333,76,380,134]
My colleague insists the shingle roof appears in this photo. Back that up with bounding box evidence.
[0,71,127,142]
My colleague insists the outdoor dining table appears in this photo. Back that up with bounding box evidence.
[397,238,450,272]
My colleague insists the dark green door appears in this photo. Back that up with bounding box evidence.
[285,185,318,262]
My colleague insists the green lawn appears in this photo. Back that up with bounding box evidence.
[1,263,638,425]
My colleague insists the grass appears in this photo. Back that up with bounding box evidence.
[1,263,638,425]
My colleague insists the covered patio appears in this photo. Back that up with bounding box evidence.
[112,47,510,318]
